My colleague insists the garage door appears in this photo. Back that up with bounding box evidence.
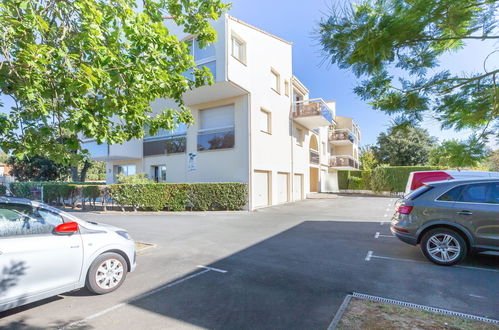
[293,174,303,201]
[254,171,270,208]
[277,172,289,204]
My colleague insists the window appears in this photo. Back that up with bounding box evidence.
[0,203,64,237]
[296,128,304,146]
[259,109,271,134]
[271,69,280,94]
[152,165,167,183]
[184,38,217,80]
[438,186,465,202]
[231,35,246,64]
[144,135,187,157]
[116,165,136,177]
[284,80,290,96]
[197,105,235,151]
[438,183,499,204]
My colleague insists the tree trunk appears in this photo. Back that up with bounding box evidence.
[79,160,91,182]
[71,166,79,182]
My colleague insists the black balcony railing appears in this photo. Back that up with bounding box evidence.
[310,150,320,164]
[329,156,359,169]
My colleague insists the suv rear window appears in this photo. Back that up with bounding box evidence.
[438,185,465,201]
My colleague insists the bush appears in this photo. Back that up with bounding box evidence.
[0,185,6,196]
[43,184,79,206]
[10,182,43,199]
[347,176,365,190]
[189,183,248,211]
[370,166,443,192]
[166,184,189,211]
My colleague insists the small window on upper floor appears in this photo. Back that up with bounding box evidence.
[271,69,280,94]
[259,109,272,134]
[231,35,246,64]
[296,127,304,146]
[284,80,290,96]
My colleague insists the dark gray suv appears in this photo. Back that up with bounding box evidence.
[391,178,499,266]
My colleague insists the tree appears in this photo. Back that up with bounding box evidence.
[7,155,70,181]
[318,0,498,143]
[85,160,107,182]
[359,146,378,171]
[0,0,230,166]
[429,139,489,169]
[481,150,499,171]
[373,125,436,166]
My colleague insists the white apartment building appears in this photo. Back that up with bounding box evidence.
[84,14,361,210]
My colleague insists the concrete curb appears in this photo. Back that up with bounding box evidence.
[327,294,352,330]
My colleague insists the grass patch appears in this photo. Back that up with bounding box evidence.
[337,298,498,330]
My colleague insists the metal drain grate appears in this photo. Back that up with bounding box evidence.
[352,292,499,325]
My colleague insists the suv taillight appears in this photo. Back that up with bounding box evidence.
[397,205,413,215]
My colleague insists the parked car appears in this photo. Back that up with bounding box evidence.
[391,178,499,265]
[404,170,499,195]
[0,197,136,312]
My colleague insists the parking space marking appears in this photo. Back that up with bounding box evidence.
[374,232,395,239]
[366,252,499,273]
[365,251,373,261]
[61,266,228,329]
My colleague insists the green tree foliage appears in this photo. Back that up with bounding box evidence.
[318,0,498,142]
[481,150,499,171]
[429,138,490,169]
[85,160,106,181]
[0,0,230,165]
[373,125,436,166]
[7,155,70,181]
[359,146,378,171]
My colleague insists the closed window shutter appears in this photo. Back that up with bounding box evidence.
[200,105,234,130]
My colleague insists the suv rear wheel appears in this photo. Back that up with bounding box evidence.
[421,228,467,266]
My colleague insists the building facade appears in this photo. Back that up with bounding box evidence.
[84,15,361,210]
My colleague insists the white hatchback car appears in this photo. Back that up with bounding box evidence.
[0,197,136,312]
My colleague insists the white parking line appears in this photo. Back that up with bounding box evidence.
[374,232,395,239]
[365,251,373,261]
[366,253,499,273]
[61,265,228,329]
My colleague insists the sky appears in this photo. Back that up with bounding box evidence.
[228,0,498,147]
[1,0,497,148]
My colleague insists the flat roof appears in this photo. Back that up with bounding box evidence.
[228,15,293,45]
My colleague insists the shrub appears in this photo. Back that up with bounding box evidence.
[0,185,6,196]
[189,183,248,211]
[43,184,78,206]
[370,166,443,192]
[347,176,365,190]
[10,182,43,199]
[116,173,149,184]
[166,184,189,211]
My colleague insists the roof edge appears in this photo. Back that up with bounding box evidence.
[228,15,293,45]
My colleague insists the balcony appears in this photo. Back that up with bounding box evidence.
[310,150,320,165]
[83,139,142,161]
[329,128,355,145]
[329,155,360,170]
[292,98,335,130]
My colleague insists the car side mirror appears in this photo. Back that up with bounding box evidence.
[54,222,79,235]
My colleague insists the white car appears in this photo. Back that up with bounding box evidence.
[0,197,136,312]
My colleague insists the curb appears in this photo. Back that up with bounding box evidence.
[327,294,352,330]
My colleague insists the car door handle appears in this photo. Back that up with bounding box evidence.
[457,210,473,216]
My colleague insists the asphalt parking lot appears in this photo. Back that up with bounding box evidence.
[1,195,498,329]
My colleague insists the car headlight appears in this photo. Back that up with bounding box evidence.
[116,230,132,240]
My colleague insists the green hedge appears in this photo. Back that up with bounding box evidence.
[108,182,247,211]
[370,166,443,192]
[339,166,444,192]
[0,185,6,196]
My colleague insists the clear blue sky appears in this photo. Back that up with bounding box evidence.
[1,0,497,147]
[229,0,498,147]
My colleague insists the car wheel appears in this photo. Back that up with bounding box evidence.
[86,252,128,294]
[421,228,467,266]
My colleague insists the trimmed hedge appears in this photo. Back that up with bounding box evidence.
[9,181,249,211]
[0,185,6,196]
[370,166,442,192]
[109,182,248,211]
[339,166,444,192]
